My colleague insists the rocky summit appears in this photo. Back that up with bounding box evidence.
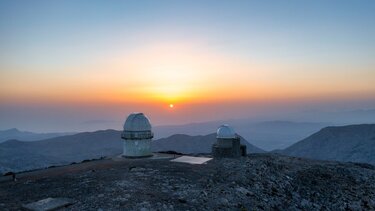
[1,153,375,211]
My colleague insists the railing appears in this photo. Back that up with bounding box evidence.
[121,131,154,140]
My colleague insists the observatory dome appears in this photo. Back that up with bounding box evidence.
[123,113,152,132]
[217,124,236,139]
[121,112,153,157]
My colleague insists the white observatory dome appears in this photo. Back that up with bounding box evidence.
[216,124,236,139]
[121,112,153,157]
[123,113,152,132]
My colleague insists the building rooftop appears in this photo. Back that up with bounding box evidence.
[123,113,152,132]
[216,124,236,139]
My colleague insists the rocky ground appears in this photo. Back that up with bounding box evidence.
[1,153,375,210]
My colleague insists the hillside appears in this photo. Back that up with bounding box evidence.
[0,130,123,173]
[152,133,264,154]
[154,120,330,150]
[0,130,263,173]
[1,154,374,210]
[0,128,74,143]
[280,124,375,164]
[1,120,330,150]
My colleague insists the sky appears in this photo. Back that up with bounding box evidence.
[0,0,375,132]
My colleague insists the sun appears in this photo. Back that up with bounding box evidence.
[169,104,174,108]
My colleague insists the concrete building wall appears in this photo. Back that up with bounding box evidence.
[232,138,241,157]
[123,139,152,158]
[217,138,233,148]
[212,137,246,158]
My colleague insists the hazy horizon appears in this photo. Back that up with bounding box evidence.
[1,106,375,133]
[1,0,375,132]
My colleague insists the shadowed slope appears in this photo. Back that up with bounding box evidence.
[152,133,264,154]
[280,124,375,164]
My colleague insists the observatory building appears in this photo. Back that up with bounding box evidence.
[121,113,153,158]
[212,124,247,158]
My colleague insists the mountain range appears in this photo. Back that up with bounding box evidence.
[0,130,261,173]
[0,130,122,173]
[279,124,375,165]
[0,128,74,143]
[2,124,375,174]
[154,120,331,150]
[1,120,331,151]
[152,133,264,154]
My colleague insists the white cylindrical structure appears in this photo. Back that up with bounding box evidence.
[121,113,153,158]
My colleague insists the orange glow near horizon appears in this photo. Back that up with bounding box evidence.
[1,42,375,107]
[2,0,375,133]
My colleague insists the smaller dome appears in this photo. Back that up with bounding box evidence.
[217,124,236,139]
[123,113,152,132]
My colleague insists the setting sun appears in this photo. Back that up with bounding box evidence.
[169,104,174,108]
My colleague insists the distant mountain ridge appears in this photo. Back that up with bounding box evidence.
[154,120,330,150]
[4,123,374,174]
[0,129,123,173]
[0,129,263,173]
[152,133,264,154]
[0,128,74,143]
[1,120,331,150]
[279,124,375,165]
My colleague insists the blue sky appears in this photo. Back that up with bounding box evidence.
[2,0,374,66]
